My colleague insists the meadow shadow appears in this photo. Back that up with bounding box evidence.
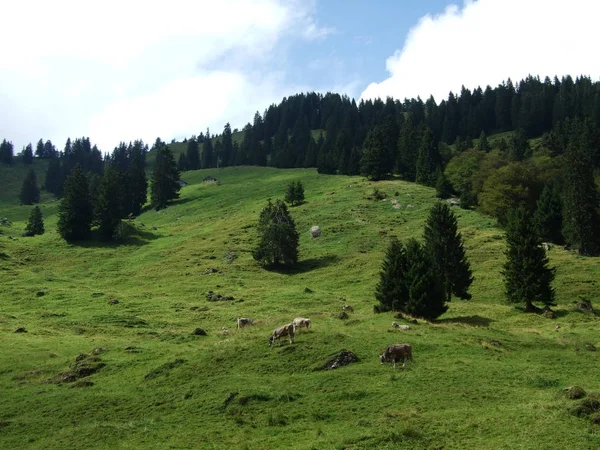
[268,254,340,275]
[71,226,159,248]
[435,315,494,327]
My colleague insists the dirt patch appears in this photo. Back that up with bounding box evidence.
[47,352,106,384]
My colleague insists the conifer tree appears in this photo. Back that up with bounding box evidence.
[202,129,213,169]
[95,166,123,239]
[303,136,318,168]
[253,199,299,268]
[375,238,409,312]
[25,205,44,236]
[396,116,419,180]
[423,202,473,303]
[36,139,45,158]
[360,126,388,180]
[0,139,14,165]
[21,144,33,164]
[562,140,600,255]
[177,152,187,172]
[221,123,233,168]
[57,165,93,241]
[534,185,564,244]
[186,137,200,170]
[151,144,181,210]
[45,157,62,196]
[19,169,40,205]
[476,131,490,152]
[415,128,440,186]
[435,171,453,199]
[502,208,555,312]
[284,181,305,206]
[403,239,448,319]
[127,142,148,216]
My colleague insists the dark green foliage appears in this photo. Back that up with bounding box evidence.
[253,199,299,268]
[508,129,531,161]
[375,238,409,312]
[396,116,420,181]
[35,139,45,158]
[202,129,213,169]
[19,169,40,205]
[25,206,44,235]
[45,157,62,196]
[562,139,600,256]
[303,137,318,168]
[94,166,123,240]
[416,127,440,186]
[57,165,93,241]
[186,137,200,170]
[221,123,234,168]
[459,188,478,209]
[534,185,564,244]
[403,239,448,319]
[87,173,102,208]
[360,126,389,180]
[0,139,14,165]
[476,131,490,152]
[435,171,453,199]
[21,144,33,164]
[502,208,556,311]
[423,202,473,302]
[151,144,181,210]
[127,142,148,216]
[284,181,305,206]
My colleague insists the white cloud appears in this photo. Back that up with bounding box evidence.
[361,0,600,103]
[0,0,332,151]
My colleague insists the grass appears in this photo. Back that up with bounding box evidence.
[0,165,599,449]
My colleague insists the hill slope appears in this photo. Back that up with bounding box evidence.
[0,167,599,449]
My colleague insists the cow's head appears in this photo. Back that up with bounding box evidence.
[268,335,274,346]
[379,354,387,364]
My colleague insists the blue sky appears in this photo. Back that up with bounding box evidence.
[1,0,599,151]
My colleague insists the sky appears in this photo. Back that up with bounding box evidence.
[1,0,599,153]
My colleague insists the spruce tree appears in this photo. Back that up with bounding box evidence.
[22,144,33,164]
[375,238,409,312]
[562,140,600,255]
[534,185,564,244]
[476,131,490,152]
[36,139,45,158]
[284,181,305,206]
[415,127,440,186]
[25,206,44,236]
[221,123,233,168]
[151,144,181,210]
[45,157,62,196]
[202,129,213,169]
[177,152,187,172]
[253,199,299,268]
[0,139,14,165]
[502,208,555,312]
[423,202,473,303]
[403,239,448,319]
[435,171,453,199]
[95,166,124,240]
[127,142,148,216]
[57,165,93,241]
[360,126,388,180]
[19,169,40,205]
[186,137,200,170]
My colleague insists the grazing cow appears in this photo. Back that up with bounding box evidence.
[268,323,295,347]
[380,344,413,368]
[342,304,354,313]
[292,317,311,331]
[392,322,399,329]
[221,327,229,335]
[236,318,254,329]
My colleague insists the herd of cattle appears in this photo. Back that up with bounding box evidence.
[221,306,414,369]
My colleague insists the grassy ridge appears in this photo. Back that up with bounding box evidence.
[0,167,599,449]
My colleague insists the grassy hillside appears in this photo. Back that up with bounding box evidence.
[1,167,599,449]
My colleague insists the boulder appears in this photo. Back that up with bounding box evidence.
[577,299,593,312]
[192,328,207,336]
[310,226,321,238]
[319,350,359,370]
[565,386,586,400]
[14,327,27,333]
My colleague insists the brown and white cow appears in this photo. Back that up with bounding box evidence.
[380,344,413,368]
[268,323,295,346]
[236,318,254,329]
[292,317,311,331]
[342,304,354,313]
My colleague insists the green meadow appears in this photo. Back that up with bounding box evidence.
[1,166,599,449]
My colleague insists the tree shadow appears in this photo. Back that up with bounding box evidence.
[267,254,340,275]
[435,315,494,327]
[70,226,159,248]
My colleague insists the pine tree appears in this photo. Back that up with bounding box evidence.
[415,128,440,186]
[396,116,419,180]
[21,144,33,164]
[284,181,305,206]
[221,123,233,168]
[303,137,318,168]
[25,205,44,236]
[476,131,490,152]
[508,128,531,161]
[95,166,123,239]
[253,199,299,268]
[35,139,45,158]
[202,129,213,169]
[502,208,555,312]
[0,139,14,165]
[423,202,474,303]
[127,141,148,216]
[360,126,388,180]
[375,238,409,312]
[177,152,187,172]
[562,140,600,255]
[45,157,62,196]
[403,238,448,319]
[57,165,93,241]
[435,171,453,199]
[151,144,181,210]
[19,169,40,205]
[534,185,564,244]
[186,137,200,170]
